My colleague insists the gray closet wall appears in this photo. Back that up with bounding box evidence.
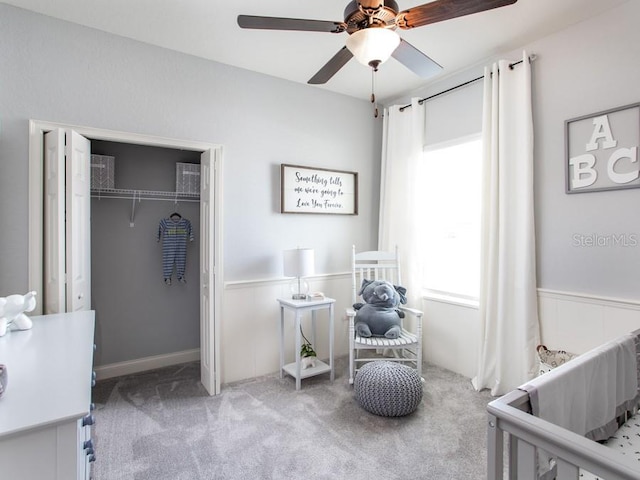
[90,140,201,367]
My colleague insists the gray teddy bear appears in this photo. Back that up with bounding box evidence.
[353,279,407,339]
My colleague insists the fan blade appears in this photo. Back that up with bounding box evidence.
[397,0,517,29]
[392,39,442,78]
[308,47,354,84]
[238,15,345,33]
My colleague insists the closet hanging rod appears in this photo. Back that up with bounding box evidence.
[90,188,200,203]
[91,195,200,203]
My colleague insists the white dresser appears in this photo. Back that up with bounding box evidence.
[0,311,96,480]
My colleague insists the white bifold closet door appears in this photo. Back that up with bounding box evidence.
[44,129,91,314]
[199,149,216,394]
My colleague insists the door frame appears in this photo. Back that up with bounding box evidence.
[28,119,223,395]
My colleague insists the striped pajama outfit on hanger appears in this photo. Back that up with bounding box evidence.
[157,217,193,282]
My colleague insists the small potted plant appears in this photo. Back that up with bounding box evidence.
[300,327,317,370]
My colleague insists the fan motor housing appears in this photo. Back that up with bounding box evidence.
[343,0,400,33]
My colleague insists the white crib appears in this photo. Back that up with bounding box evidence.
[486,331,640,480]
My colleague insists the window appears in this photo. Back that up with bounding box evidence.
[418,134,482,303]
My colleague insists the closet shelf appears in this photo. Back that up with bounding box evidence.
[90,188,200,201]
[91,188,199,228]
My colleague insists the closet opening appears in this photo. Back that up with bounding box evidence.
[90,141,202,383]
[27,120,223,395]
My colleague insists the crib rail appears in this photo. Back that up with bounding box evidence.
[487,390,640,480]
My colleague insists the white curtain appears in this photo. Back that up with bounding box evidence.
[379,98,426,305]
[472,51,541,396]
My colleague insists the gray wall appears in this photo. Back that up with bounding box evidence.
[90,141,201,366]
[528,0,640,299]
[0,4,380,298]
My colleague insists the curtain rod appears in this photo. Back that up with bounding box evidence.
[398,54,536,112]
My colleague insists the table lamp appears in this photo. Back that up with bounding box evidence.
[283,248,314,300]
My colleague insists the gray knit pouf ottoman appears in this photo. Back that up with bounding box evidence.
[354,361,423,417]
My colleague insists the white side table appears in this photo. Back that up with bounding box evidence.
[277,297,335,390]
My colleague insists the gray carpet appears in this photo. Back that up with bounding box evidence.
[91,358,493,479]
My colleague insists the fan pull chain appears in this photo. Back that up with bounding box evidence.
[371,67,379,118]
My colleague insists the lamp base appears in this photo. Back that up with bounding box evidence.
[289,278,309,300]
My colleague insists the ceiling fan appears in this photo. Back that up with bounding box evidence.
[237,0,518,85]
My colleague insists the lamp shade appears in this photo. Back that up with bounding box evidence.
[346,27,401,67]
[283,248,315,278]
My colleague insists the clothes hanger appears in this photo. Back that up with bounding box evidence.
[170,193,181,219]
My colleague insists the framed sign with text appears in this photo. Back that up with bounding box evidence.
[280,164,358,215]
[566,102,640,193]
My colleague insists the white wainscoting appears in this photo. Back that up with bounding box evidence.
[221,273,352,385]
[421,298,480,379]
[421,289,640,381]
[537,289,640,355]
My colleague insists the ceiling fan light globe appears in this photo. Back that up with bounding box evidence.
[345,28,400,67]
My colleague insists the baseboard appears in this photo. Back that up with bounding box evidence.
[94,348,200,380]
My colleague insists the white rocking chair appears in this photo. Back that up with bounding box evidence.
[347,245,423,385]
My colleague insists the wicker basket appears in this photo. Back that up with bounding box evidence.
[90,154,115,190]
[537,345,577,376]
[176,162,200,195]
